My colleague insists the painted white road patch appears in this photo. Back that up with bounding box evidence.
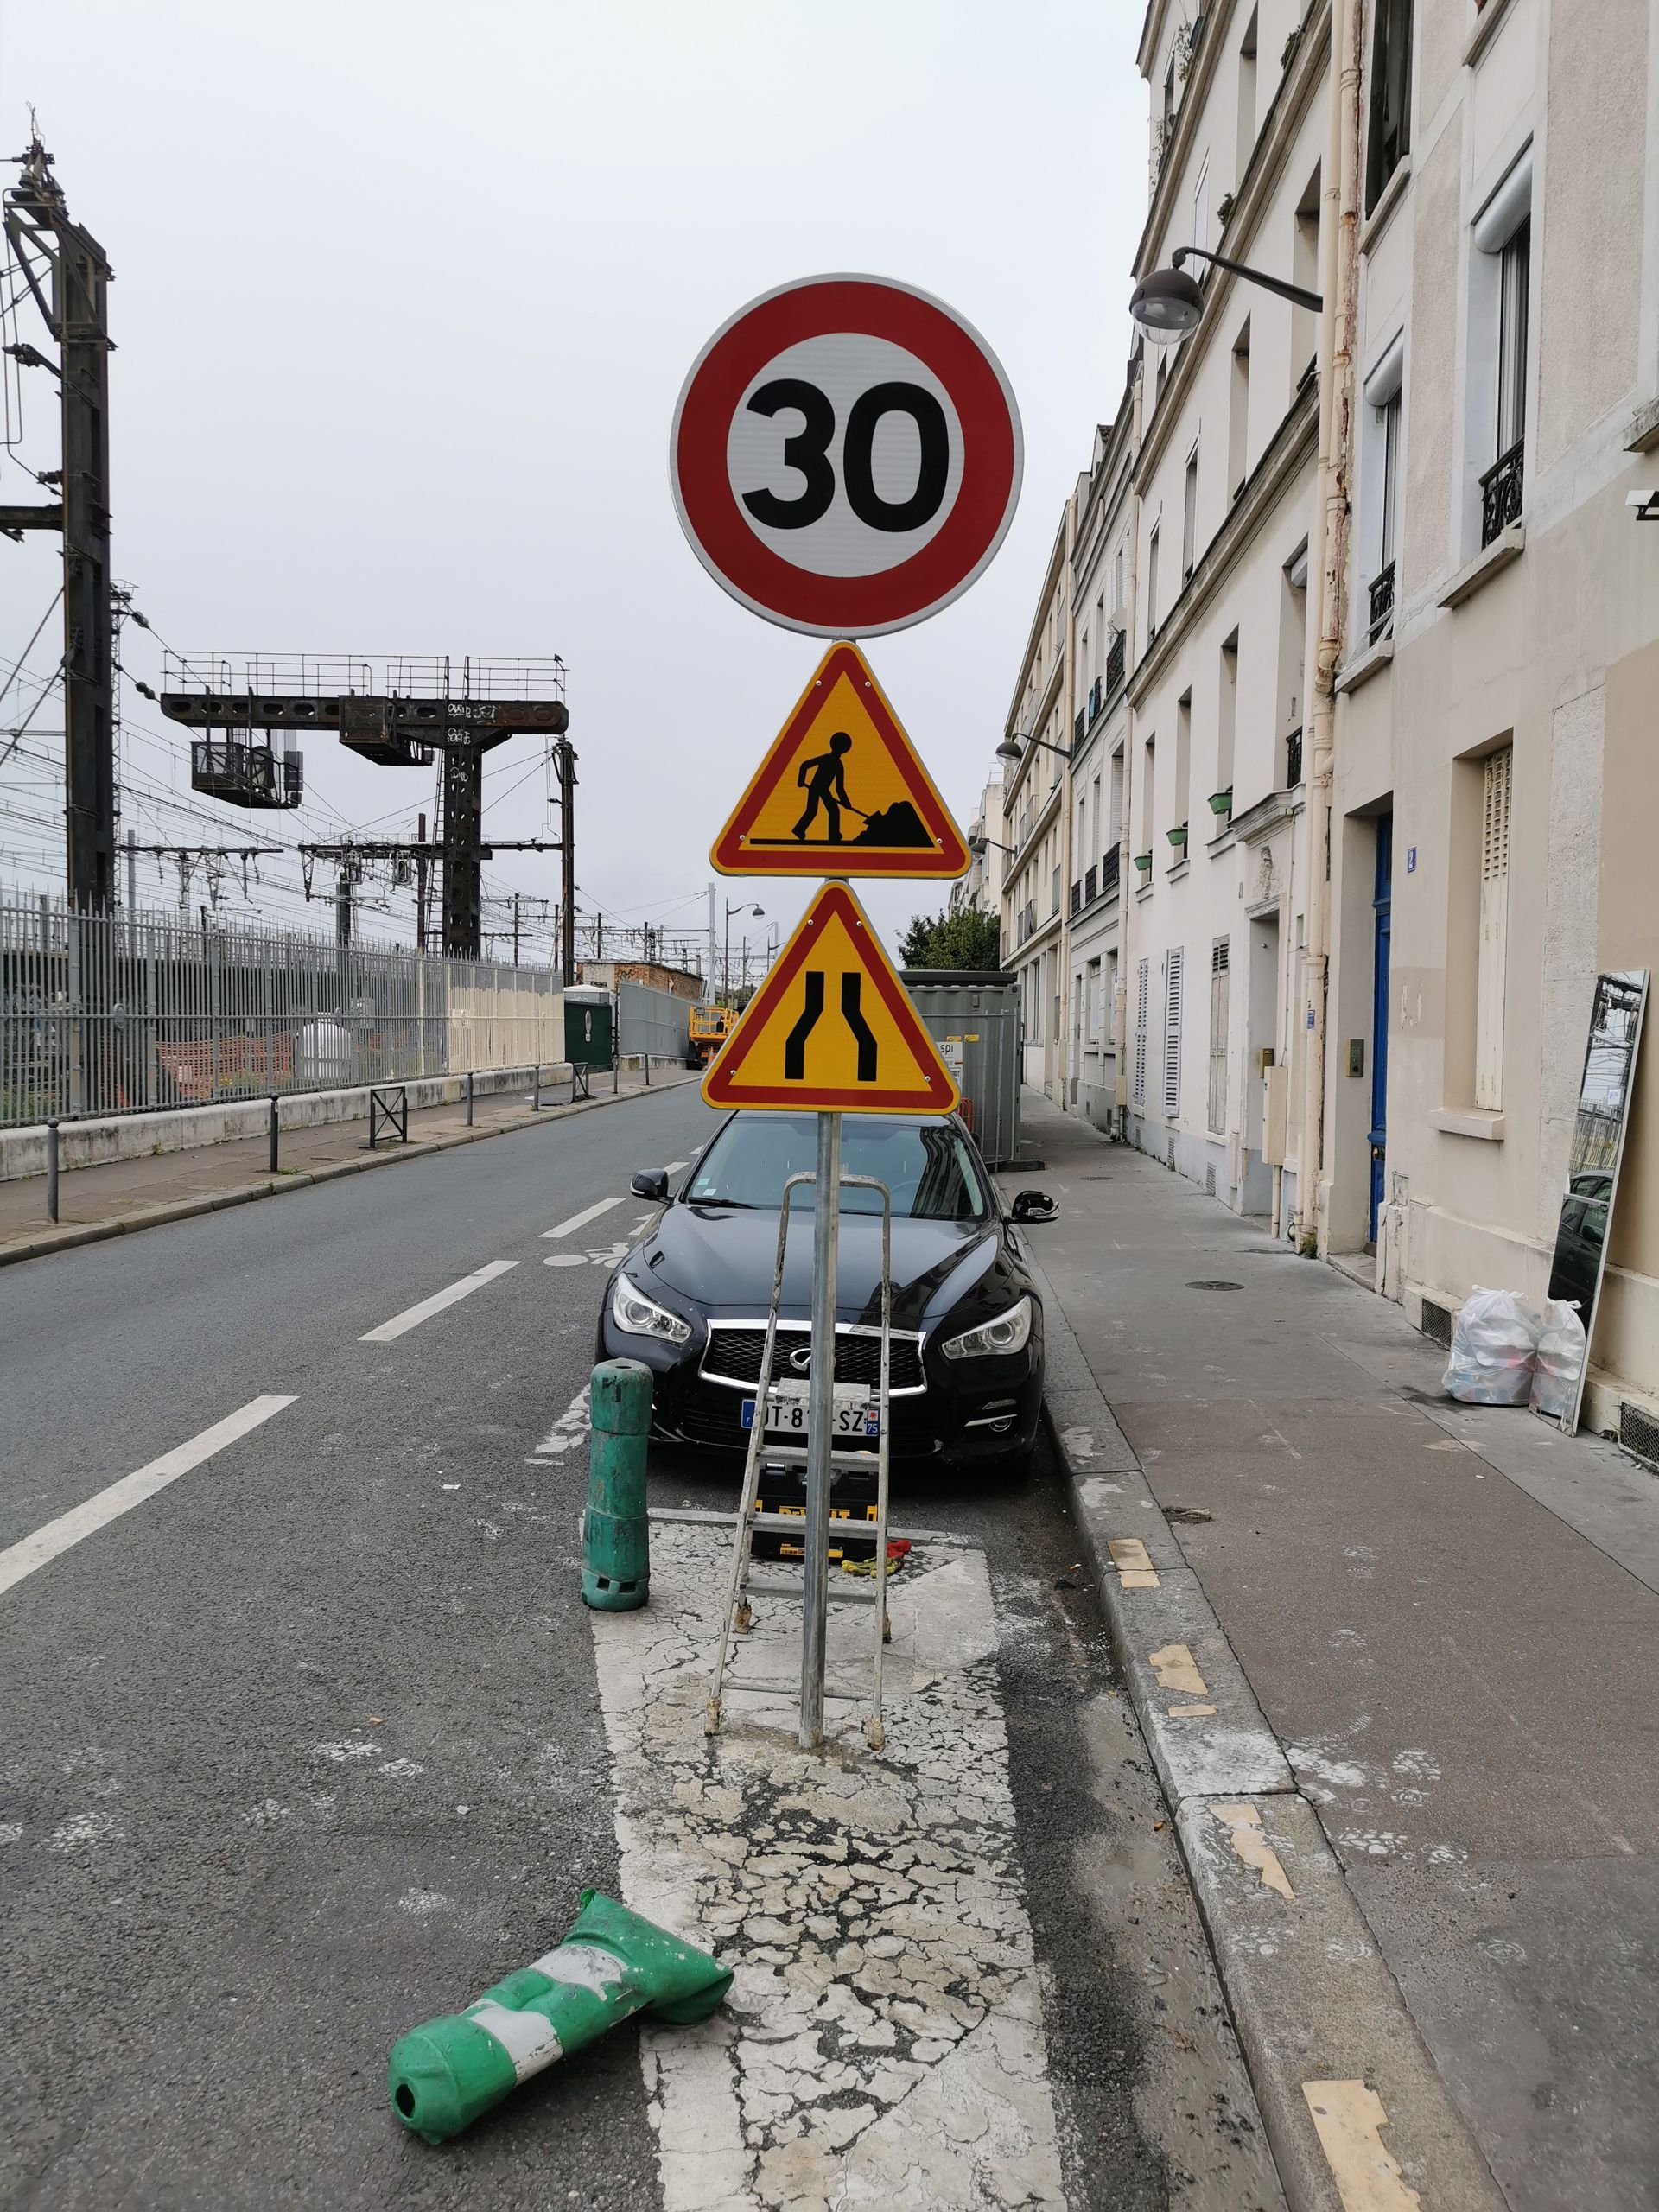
[589,1525,1065,2209]
[359,1260,518,1343]
[529,1386,591,1465]
[0,1395,296,1599]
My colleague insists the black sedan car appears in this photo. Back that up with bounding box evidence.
[595,1109,1052,1477]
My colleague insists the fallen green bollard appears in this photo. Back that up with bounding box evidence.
[582,1358,652,1611]
[388,1890,731,2145]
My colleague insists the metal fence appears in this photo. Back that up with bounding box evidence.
[0,890,563,1127]
[617,980,691,1065]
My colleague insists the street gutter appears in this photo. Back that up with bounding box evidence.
[0,1071,702,1269]
[1028,1249,1508,2212]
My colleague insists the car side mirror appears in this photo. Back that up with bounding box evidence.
[631,1169,670,1202]
[1010,1189,1059,1224]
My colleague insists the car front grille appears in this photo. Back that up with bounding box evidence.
[700,1323,925,1395]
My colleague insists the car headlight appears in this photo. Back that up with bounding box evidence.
[610,1275,692,1347]
[940,1295,1033,1362]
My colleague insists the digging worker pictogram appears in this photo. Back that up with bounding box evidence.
[792,731,866,845]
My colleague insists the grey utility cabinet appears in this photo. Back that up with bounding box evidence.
[899,970,1021,1168]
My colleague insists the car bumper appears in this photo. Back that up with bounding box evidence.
[595,1309,1044,1469]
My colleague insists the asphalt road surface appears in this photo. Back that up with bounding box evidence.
[1,1088,1278,2211]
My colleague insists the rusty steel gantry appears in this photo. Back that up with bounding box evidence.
[156,655,574,965]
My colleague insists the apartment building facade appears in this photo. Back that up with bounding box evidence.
[1002,513,1077,1096]
[1065,402,1136,1130]
[1326,0,1659,1435]
[998,0,1659,1427]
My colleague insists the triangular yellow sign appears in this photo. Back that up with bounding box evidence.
[711,643,969,880]
[702,883,960,1115]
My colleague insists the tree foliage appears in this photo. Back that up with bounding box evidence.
[897,905,1002,972]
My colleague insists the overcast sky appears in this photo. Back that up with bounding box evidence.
[1,0,1147,971]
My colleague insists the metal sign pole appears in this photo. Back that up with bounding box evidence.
[799,1106,841,1748]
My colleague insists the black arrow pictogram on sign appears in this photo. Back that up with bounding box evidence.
[785,972,824,1081]
[782,969,880,1084]
[841,974,878,1082]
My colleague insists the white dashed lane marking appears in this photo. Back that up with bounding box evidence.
[543,1196,627,1241]
[0,1395,297,1599]
[359,1260,519,1343]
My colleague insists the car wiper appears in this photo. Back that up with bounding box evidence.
[686,1194,756,1209]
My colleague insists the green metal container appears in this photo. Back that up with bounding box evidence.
[564,990,614,1069]
[388,1890,730,2144]
[582,1359,651,1610]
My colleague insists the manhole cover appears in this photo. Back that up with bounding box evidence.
[1165,1506,1212,1524]
[1185,1279,1244,1291]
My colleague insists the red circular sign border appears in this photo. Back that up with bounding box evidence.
[671,274,1022,638]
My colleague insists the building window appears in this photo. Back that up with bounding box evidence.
[1086,960,1102,1043]
[1476,747,1511,1109]
[1182,444,1199,581]
[1236,9,1258,181]
[1229,321,1251,501]
[1134,957,1149,1107]
[1146,524,1160,645]
[1361,332,1404,643]
[1365,0,1413,214]
[1164,948,1185,1122]
[1472,156,1531,550]
[1106,950,1119,1045]
[1208,938,1230,1134]
[1192,155,1210,259]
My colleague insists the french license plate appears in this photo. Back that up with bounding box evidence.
[741,1382,877,1438]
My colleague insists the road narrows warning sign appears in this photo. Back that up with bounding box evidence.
[702,883,959,1115]
[711,641,969,880]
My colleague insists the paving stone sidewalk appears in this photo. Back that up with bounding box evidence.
[0,1067,698,1265]
[1019,1090,1659,2212]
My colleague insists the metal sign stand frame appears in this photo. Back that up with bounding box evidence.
[705,1129,894,1752]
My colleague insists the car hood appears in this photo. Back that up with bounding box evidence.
[638,1203,1001,1330]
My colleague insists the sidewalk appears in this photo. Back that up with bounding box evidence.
[1019,1091,1659,2212]
[0,1065,700,1266]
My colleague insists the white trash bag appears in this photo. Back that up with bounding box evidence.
[1442,1287,1541,1406]
[1529,1299,1586,1421]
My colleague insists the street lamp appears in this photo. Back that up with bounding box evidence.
[1129,245,1323,346]
[722,900,763,1005]
[995,732,1075,768]
[968,832,1016,859]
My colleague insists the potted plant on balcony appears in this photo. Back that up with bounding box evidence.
[1166,822,1188,850]
[1208,787,1233,817]
[1134,849,1154,877]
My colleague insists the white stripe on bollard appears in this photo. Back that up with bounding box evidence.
[359,1261,519,1344]
[0,1395,297,1599]
[466,1999,563,2080]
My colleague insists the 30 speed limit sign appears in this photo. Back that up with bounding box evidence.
[671,273,1022,637]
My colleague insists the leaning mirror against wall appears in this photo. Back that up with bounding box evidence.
[1541,971,1649,1433]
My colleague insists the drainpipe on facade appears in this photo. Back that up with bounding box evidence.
[1116,354,1146,1141]
[1292,0,1364,1255]
[1059,497,1077,1112]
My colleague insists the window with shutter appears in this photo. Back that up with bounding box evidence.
[1164,948,1184,1121]
[1134,957,1149,1107]
[1208,938,1230,1134]
[1476,747,1511,1109]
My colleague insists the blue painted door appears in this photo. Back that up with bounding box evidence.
[1369,812,1393,1243]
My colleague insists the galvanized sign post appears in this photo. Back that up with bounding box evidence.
[671,273,1021,1748]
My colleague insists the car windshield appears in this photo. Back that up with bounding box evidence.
[685,1114,987,1221]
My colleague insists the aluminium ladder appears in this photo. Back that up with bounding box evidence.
[705,1164,895,1751]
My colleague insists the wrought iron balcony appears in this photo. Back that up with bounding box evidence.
[1071,879,1083,917]
[1084,862,1097,905]
[1102,842,1121,898]
[1480,438,1524,548]
[1106,631,1126,696]
[1285,727,1303,789]
[1368,559,1395,643]
[1074,709,1086,746]
[1088,677,1103,724]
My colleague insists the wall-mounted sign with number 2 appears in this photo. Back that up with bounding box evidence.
[671,274,1023,638]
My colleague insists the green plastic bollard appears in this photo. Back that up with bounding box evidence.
[388,1889,731,2145]
[582,1358,652,1611]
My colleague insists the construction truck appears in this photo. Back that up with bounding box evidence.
[688,1003,733,1066]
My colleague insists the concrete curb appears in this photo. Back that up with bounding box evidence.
[0,1072,702,1269]
[1027,1251,1506,2212]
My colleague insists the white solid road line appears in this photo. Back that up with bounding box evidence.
[0,1395,297,1600]
[543,1196,626,1241]
[359,1259,519,1343]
